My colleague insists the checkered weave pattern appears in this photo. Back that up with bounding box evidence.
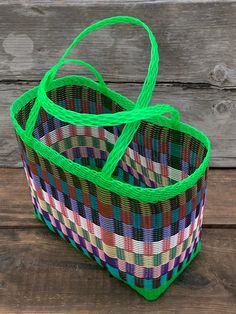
[15,84,208,300]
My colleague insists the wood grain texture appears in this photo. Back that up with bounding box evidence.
[2,82,236,167]
[1,2,236,312]
[0,228,235,313]
[0,168,235,227]
[0,1,235,86]
[3,0,236,4]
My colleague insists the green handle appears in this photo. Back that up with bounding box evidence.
[43,59,107,90]
[26,15,160,178]
[25,58,106,135]
[37,101,180,126]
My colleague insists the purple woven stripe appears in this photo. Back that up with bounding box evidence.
[163,225,171,240]
[179,217,186,231]
[84,205,93,222]
[29,169,202,240]
[161,263,168,276]
[63,145,158,188]
[174,255,180,268]
[33,195,201,280]
[98,213,115,232]
[160,153,168,165]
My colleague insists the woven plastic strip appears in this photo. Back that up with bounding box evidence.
[10,15,211,301]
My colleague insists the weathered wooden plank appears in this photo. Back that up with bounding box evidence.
[0,168,35,227]
[3,1,236,4]
[0,1,235,86]
[0,228,235,313]
[0,168,235,227]
[0,82,33,168]
[2,82,236,167]
[205,169,236,225]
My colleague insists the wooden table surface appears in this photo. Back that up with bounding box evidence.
[1,1,235,313]
[0,168,235,313]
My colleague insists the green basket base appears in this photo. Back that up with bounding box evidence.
[33,206,202,301]
[122,241,201,300]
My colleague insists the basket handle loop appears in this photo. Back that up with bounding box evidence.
[60,16,157,178]
[60,16,159,109]
[44,59,106,90]
[40,15,158,106]
[26,16,158,137]
[26,15,160,179]
[25,58,106,136]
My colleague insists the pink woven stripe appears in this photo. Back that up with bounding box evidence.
[33,192,201,279]
[27,171,204,257]
[40,125,185,182]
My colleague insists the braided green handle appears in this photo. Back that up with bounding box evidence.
[46,59,106,89]
[26,16,162,178]
[25,58,106,135]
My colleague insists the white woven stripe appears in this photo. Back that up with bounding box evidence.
[28,173,203,259]
[39,124,184,182]
[32,184,201,278]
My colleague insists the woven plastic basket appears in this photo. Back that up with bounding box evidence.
[10,16,211,300]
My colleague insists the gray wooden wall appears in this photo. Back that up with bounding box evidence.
[1,0,236,167]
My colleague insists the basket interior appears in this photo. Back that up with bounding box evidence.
[16,85,207,188]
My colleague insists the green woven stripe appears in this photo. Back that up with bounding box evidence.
[49,134,179,187]
[125,241,202,300]
[33,204,202,301]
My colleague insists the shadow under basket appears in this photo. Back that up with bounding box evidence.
[10,16,210,301]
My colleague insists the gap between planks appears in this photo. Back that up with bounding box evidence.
[1,79,236,90]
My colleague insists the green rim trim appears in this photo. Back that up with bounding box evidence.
[10,75,211,203]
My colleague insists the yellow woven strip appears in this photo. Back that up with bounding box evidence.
[32,185,201,267]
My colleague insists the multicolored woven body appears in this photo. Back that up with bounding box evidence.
[10,16,210,301]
